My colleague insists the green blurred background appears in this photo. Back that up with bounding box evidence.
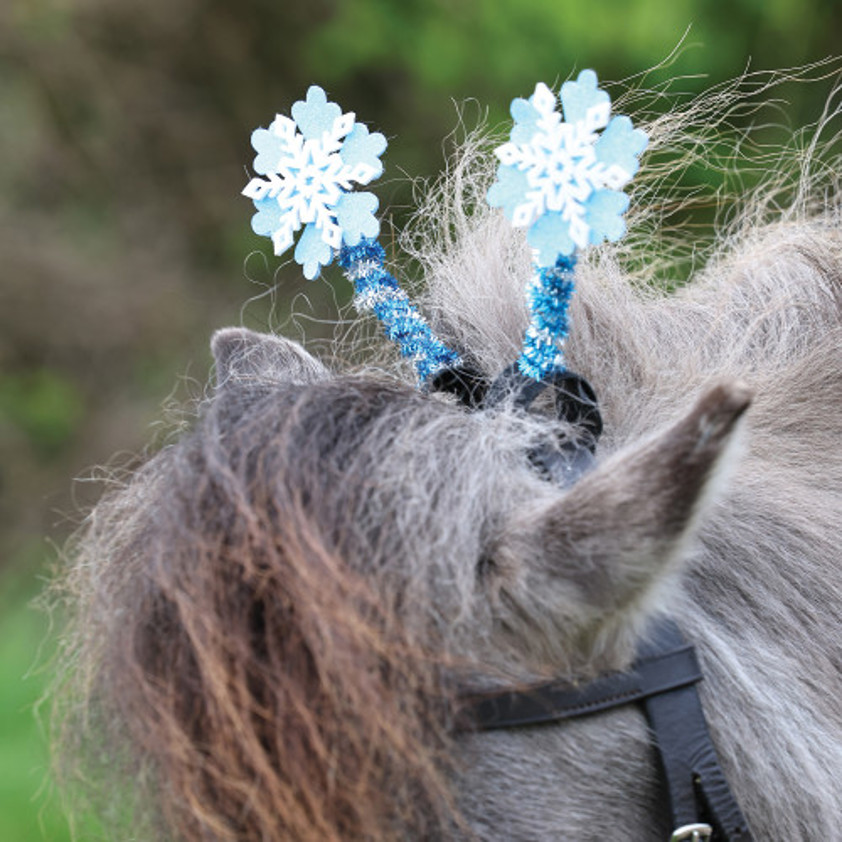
[1,1,839,838]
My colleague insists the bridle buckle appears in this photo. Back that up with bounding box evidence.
[670,824,713,842]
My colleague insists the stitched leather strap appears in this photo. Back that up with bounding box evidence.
[457,641,702,730]
[637,623,752,841]
[456,620,753,841]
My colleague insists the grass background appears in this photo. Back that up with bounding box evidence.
[1,0,840,838]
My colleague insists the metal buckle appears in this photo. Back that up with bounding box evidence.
[670,824,713,842]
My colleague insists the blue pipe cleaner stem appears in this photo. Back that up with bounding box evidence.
[518,254,577,380]
[338,238,462,382]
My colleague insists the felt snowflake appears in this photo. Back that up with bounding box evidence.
[487,70,647,267]
[242,86,387,279]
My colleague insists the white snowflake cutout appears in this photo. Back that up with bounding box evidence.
[243,86,387,279]
[487,70,648,266]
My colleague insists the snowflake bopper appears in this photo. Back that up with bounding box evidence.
[243,85,460,382]
[487,70,648,380]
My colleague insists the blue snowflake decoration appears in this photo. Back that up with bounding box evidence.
[240,87,460,383]
[242,86,387,279]
[487,70,648,267]
[487,70,647,381]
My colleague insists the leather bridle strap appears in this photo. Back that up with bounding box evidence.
[637,622,752,841]
[456,620,753,841]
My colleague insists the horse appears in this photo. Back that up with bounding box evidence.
[53,89,842,841]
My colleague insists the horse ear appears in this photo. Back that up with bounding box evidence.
[495,383,751,650]
[211,328,329,388]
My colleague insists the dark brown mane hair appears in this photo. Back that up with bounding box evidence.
[54,378,466,841]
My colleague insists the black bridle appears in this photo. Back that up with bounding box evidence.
[432,364,754,842]
[455,619,752,842]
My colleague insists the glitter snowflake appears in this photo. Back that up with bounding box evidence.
[487,70,647,267]
[242,86,387,279]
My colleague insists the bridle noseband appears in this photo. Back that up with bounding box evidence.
[433,364,754,842]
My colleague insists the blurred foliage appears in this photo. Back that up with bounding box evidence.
[0,563,72,842]
[0,371,84,459]
[0,0,839,838]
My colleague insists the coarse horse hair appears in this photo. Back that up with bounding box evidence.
[52,75,842,840]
